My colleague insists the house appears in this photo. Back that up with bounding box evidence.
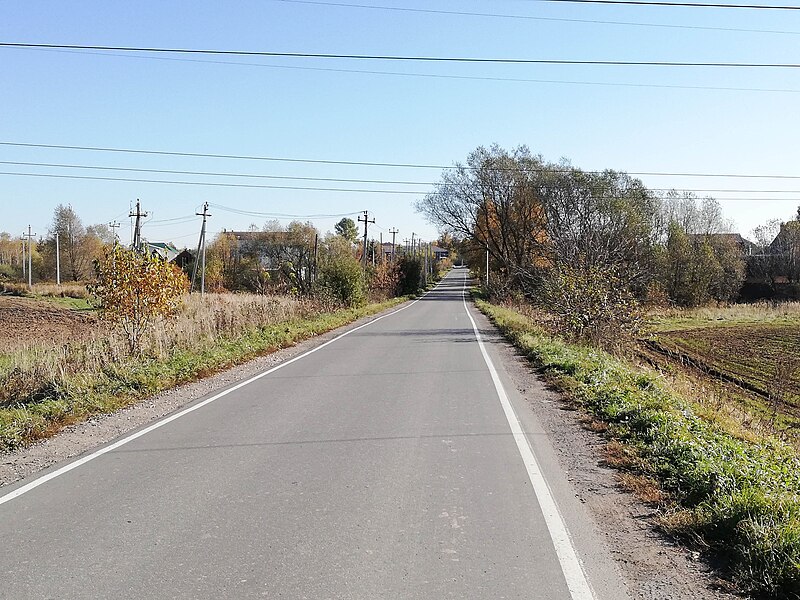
[687,233,758,256]
[145,241,180,262]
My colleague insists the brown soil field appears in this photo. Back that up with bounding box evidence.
[649,324,800,412]
[0,297,98,353]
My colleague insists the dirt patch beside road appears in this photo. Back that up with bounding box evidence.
[0,296,98,352]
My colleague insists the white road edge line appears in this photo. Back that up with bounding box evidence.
[0,289,433,506]
[461,274,596,600]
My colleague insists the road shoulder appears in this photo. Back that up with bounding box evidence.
[466,301,739,600]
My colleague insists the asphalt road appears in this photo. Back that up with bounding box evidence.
[0,269,630,599]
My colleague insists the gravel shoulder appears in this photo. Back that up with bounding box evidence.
[1,297,744,598]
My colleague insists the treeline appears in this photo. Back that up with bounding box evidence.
[202,218,444,306]
[417,145,797,334]
[0,205,114,282]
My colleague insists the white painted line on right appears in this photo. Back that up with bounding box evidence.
[461,274,596,600]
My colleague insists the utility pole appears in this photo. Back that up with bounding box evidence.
[485,246,490,288]
[357,210,375,268]
[312,233,318,285]
[422,240,428,287]
[411,232,416,259]
[191,202,211,295]
[55,233,61,286]
[21,231,26,280]
[109,221,121,248]
[129,200,148,253]
[23,225,36,288]
[389,227,398,262]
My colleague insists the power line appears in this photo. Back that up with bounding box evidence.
[18,48,800,95]
[0,171,430,194]
[0,170,797,201]
[532,0,800,9]
[272,0,800,35]
[2,141,800,180]
[4,159,800,193]
[1,43,799,69]
[209,204,360,219]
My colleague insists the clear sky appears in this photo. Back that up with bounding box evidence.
[2,0,800,247]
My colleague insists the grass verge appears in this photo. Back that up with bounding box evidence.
[475,298,800,599]
[0,296,408,454]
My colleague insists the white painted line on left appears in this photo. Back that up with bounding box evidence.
[0,292,431,506]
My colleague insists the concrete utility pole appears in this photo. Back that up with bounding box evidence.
[357,211,375,268]
[411,233,416,259]
[389,227,398,261]
[485,246,490,288]
[129,200,148,253]
[312,233,319,285]
[21,232,26,280]
[109,221,121,248]
[55,233,60,286]
[24,225,36,288]
[191,202,211,295]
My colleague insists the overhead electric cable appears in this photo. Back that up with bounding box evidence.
[532,0,800,10]
[209,204,359,218]
[22,48,800,94]
[0,171,430,194]
[271,0,800,35]
[1,43,799,69]
[3,159,800,193]
[3,141,800,180]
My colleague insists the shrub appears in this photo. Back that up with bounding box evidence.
[396,256,422,295]
[317,251,366,307]
[89,246,189,353]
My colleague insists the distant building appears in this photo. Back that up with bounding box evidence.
[145,241,180,262]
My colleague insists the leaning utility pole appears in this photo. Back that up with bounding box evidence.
[23,225,36,288]
[389,227,398,261]
[357,210,375,268]
[129,200,148,253]
[191,202,211,295]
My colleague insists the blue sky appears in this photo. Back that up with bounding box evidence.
[2,0,800,247]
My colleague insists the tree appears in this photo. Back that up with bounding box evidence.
[334,218,359,243]
[39,205,111,281]
[417,145,551,293]
[90,246,189,353]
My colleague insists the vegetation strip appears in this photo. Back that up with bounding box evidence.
[475,298,800,599]
[0,296,408,454]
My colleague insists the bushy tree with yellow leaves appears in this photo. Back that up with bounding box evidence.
[90,246,189,353]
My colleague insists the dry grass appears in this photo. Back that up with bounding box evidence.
[0,293,318,407]
[1,281,91,299]
[616,472,666,505]
[646,301,800,332]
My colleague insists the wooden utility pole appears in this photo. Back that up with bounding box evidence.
[129,200,148,253]
[389,228,398,262]
[357,210,375,268]
[191,203,211,295]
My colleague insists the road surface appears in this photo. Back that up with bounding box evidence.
[0,269,630,599]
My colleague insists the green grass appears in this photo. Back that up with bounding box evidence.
[0,296,408,454]
[476,298,800,599]
[33,295,94,311]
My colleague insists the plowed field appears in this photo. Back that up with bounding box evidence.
[0,297,98,353]
[652,324,800,410]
